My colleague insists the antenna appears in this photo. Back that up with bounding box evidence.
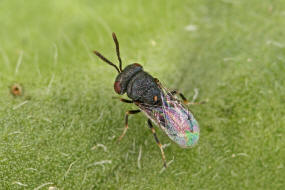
[93,50,121,73]
[112,32,123,72]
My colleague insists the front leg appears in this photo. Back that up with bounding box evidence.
[113,97,133,103]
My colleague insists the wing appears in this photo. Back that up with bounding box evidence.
[136,85,199,148]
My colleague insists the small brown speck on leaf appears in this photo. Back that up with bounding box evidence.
[10,83,23,96]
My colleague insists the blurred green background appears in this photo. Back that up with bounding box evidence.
[0,0,285,189]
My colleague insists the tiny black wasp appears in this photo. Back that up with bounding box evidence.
[94,33,202,168]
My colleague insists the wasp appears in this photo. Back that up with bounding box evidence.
[94,33,202,167]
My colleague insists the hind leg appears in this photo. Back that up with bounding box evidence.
[147,119,167,168]
[171,90,206,105]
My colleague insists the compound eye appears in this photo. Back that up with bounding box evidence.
[114,81,122,94]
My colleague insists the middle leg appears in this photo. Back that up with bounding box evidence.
[118,110,140,141]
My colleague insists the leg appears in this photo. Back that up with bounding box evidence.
[112,97,133,103]
[118,110,140,141]
[154,78,205,105]
[171,90,206,105]
[187,101,206,105]
[171,90,189,104]
[119,98,133,103]
[147,119,167,168]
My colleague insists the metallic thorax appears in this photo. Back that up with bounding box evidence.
[114,63,162,105]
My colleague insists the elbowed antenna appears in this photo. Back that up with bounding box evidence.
[112,32,123,72]
[93,50,121,73]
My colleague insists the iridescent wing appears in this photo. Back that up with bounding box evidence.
[137,85,199,148]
